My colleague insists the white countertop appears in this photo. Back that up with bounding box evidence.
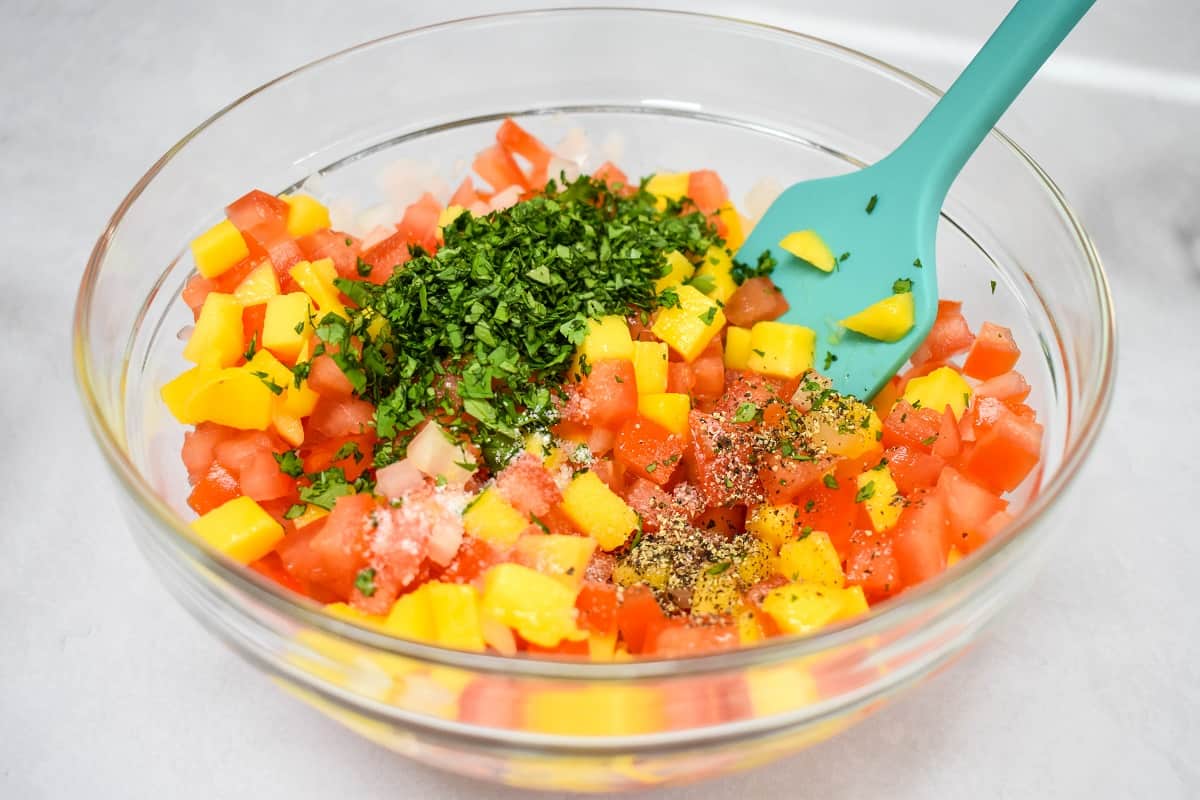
[3,1,1197,797]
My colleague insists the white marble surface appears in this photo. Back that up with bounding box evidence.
[3,1,1198,797]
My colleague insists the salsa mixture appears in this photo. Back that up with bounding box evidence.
[163,119,1043,659]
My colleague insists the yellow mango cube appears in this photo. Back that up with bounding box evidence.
[190,219,249,279]
[857,466,902,532]
[651,284,726,362]
[289,258,345,318]
[637,392,690,435]
[947,546,963,566]
[262,292,314,362]
[426,582,485,652]
[272,409,305,447]
[724,326,752,370]
[694,246,738,302]
[233,261,280,306]
[778,531,845,588]
[437,204,466,232]
[277,338,319,418]
[245,348,291,387]
[646,171,689,210]
[762,582,845,635]
[736,605,765,645]
[747,320,816,379]
[832,585,870,622]
[577,315,634,367]
[384,583,436,642]
[841,292,915,342]
[281,193,332,239]
[463,487,530,545]
[325,602,388,631]
[903,365,973,420]
[523,685,663,736]
[184,368,275,430]
[716,202,746,250]
[812,401,883,458]
[779,230,836,272]
[746,664,819,716]
[691,568,740,616]
[746,504,799,550]
[588,631,618,661]
[655,250,695,293]
[161,365,220,424]
[515,534,597,590]
[191,496,284,564]
[183,292,244,367]
[631,340,669,395]
[560,471,639,551]
[480,563,586,648]
[291,504,328,530]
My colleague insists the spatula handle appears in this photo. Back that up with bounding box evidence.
[890,0,1095,204]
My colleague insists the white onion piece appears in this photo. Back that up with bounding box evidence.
[554,127,591,164]
[790,374,831,412]
[467,200,490,217]
[407,421,475,486]
[600,131,626,163]
[480,615,518,656]
[379,158,450,210]
[488,185,523,212]
[425,507,464,566]
[744,177,784,223]
[545,155,581,185]
[374,459,424,499]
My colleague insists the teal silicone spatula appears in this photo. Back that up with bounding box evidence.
[739,0,1095,399]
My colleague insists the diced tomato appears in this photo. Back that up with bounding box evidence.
[882,401,943,452]
[793,478,859,553]
[758,453,837,504]
[592,161,629,187]
[358,231,411,284]
[396,193,442,254]
[300,493,376,598]
[614,417,685,485]
[248,552,306,594]
[188,462,242,515]
[844,529,899,601]
[182,422,236,483]
[308,397,375,439]
[302,433,375,481]
[653,623,739,657]
[449,177,482,208]
[537,506,580,536]
[307,354,354,398]
[617,585,670,655]
[590,457,626,493]
[494,452,562,517]
[692,504,746,536]
[211,253,266,294]
[473,143,529,192]
[438,536,500,584]
[496,118,553,182]
[182,275,216,318]
[666,362,695,394]
[622,478,703,532]
[931,408,962,460]
[891,491,949,586]
[963,322,1020,379]
[686,170,729,214]
[960,401,1043,493]
[724,277,790,328]
[712,371,789,417]
[576,581,619,635]
[226,189,289,234]
[686,411,756,506]
[213,430,276,474]
[298,229,361,279]
[884,445,945,495]
[936,467,1008,553]
[911,300,974,367]
[241,304,266,355]
[458,677,524,727]
[587,425,618,458]
[976,371,1031,404]
[872,375,903,418]
[238,449,296,502]
[691,356,725,400]
[580,359,638,428]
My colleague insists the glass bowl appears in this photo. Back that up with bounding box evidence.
[73,8,1114,792]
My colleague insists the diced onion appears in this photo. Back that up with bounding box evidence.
[375,459,424,499]
[407,421,475,486]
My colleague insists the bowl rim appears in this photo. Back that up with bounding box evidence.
[72,6,1116,681]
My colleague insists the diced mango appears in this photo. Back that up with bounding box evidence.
[245,348,291,387]
[281,194,332,239]
[747,320,815,379]
[746,664,819,716]
[325,602,388,631]
[778,531,845,588]
[437,204,466,232]
[425,582,485,652]
[291,504,328,530]
[716,202,746,250]
[184,368,275,430]
[289,258,345,318]
[190,219,250,279]
[812,402,882,458]
[272,409,305,446]
[735,605,765,645]
[588,631,618,661]
[645,171,689,210]
[560,471,639,550]
[462,487,530,545]
[724,326,752,370]
[841,292,915,342]
[636,392,690,435]
[746,504,798,550]
[233,261,280,306]
[779,230,835,272]
[523,685,663,736]
[903,365,973,420]
[277,337,319,418]
[515,534,597,590]
[161,365,220,424]
[631,340,669,395]
[832,585,870,622]
[183,292,244,367]
[947,546,963,566]
[262,292,314,362]
[691,568,740,616]
[655,250,695,293]
[762,582,845,635]
[694,246,738,302]
[191,496,284,564]
[651,284,726,362]
[576,315,634,367]
[384,583,436,642]
[480,563,586,648]
[738,536,776,585]
[857,466,902,532]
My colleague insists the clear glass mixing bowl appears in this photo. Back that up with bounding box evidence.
[73,9,1114,792]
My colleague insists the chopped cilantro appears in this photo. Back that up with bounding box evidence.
[893,278,913,294]
[865,194,878,214]
[730,250,777,284]
[354,567,377,597]
[299,467,369,510]
[855,481,876,503]
[274,450,305,478]
[733,402,759,423]
[250,370,284,396]
[283,503,307,520]
[990,279,997,294]
[698,306,718,325]
[645,462,658,473]
[243,331,258,361]
[356,257,373,277]
[706,561,732,576]
[332,442,363,463]
[685,273,717,294]
[805,499,816,512]
[920,436,938,446]
[913,258,923,268]
[822,474,839,490]
[823,351,838,371]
